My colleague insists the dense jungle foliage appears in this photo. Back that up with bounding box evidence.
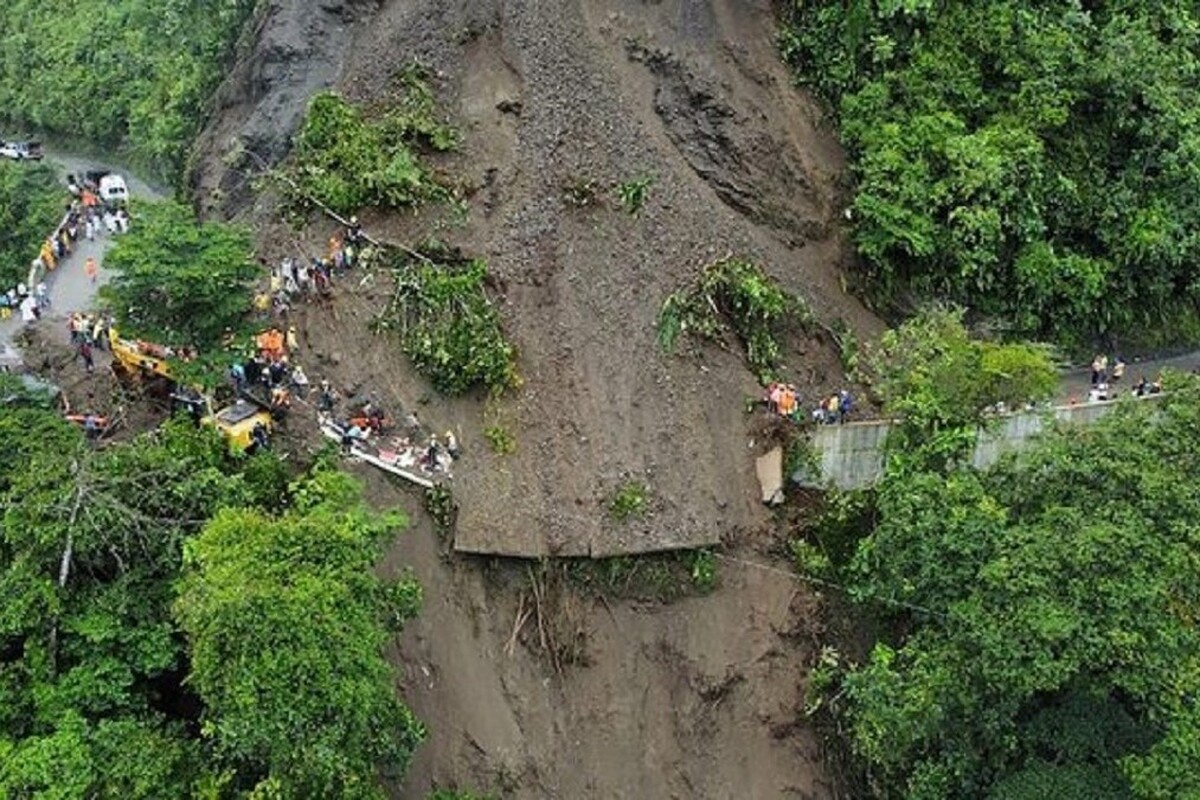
[802,317,1200,799]
[0,378,425,798]
[0,162,64,287]
[0,0,256,183]
[781,1,1200,350]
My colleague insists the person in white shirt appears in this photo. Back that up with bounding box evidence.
[19,295,37,322]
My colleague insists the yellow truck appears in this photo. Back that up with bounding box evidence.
[108,329,272,451]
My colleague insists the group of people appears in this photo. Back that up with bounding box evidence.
[0,280,50,322]
[0,179,129,328]
[228,328,309,415]
[259,217,368,314]
[1084,353,1163,403]
[1089,353,1125,386]
[316,380,459,476]
[234,217,461,477]
[765,381,855,425]
[68,312,114,374]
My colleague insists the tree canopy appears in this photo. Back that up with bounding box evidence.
[781,0,1200,350]
[176,467,425,798]
[0,0,256,183]
[868,308,1057,467]
[0,161,64,287]
[101,201,258,349]
[0,377,424,798]
[812,373,1200,799]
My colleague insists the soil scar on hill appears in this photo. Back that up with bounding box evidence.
[194,0,880,559]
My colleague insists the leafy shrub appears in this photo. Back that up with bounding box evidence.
[375,255,518,395]
[658,257,811,377]
[689,549,717,592]
[287,73,457,216]
[484,424,516,455]
[868,308,1057,467]
[616,175,654,215]
[608,481,649,521]
[424,484,457,536]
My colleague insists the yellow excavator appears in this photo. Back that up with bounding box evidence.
[107,329,273,451]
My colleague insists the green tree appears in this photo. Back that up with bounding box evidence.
[782,1,1200,350]
[101,201,258,349]
[868,308,1056,467]
[176,466,425,798]
[2,387,427,798]
[826,380,1200,799]
[0,404,251,798]
[0,161,64,287]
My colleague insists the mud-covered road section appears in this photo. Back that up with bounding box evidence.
[192,0,876,796]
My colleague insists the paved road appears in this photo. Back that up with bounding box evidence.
[1057,351,1200,402]
[0,149,164,359]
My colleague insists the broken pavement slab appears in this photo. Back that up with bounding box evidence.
[756,445,784,506]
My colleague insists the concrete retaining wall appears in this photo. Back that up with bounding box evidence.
[809,396,1161,489]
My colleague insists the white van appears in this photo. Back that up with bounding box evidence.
[98,174,129,208]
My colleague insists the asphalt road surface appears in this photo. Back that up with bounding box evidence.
[0,148,164,358]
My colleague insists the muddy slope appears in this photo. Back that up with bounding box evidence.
[193,0,881,558]
[188,0,873,796]
[367,471,835,800]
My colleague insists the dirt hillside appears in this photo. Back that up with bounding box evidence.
[189,1,880,795]
[367,469,837,799]
[193,0,882,559]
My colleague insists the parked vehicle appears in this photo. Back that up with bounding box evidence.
[0,140,44,161]
[98,174,129,208]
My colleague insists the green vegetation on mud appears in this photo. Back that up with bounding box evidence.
[782,0,1200,351]
[374,252,518,396]
[0,0,256,184]
[607,480,650,522]
[658,257,812,379]
[284,73,458,218]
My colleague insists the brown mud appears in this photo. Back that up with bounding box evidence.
[192,0,881,796]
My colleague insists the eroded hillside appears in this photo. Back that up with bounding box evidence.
[186,1,887,796]
[193,0,880,559]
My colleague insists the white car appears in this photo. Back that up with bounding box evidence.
[99,174,129,208]
[0,140,44,161]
